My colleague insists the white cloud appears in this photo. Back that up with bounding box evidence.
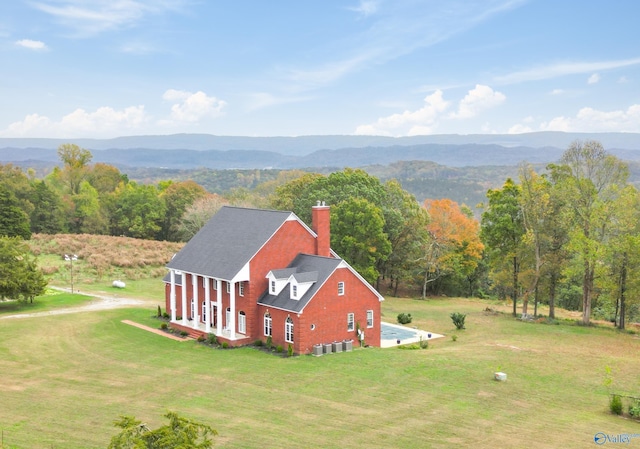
[162,89,226,122]
[540,104,640,132]
[0,106,147,138]
[495,57,640,84]
[30,0,189,36]
[618,76,629,84]
[587,73,600,84]
[550,88,564,95]
[507,124,533,134]
[284,1,527,92]
[449,84,505,119]
[354,90,450,136]
[348,0,379,17]
[15,39,48,50]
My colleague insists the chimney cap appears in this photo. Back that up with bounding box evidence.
[314,200,328,208]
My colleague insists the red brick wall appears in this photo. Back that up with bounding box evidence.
[247,219,316,340]
[259,266,381,354]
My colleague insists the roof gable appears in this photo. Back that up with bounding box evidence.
[167,206,295,280]
[258,254,342,313]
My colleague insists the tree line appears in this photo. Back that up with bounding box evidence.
[1,141,638,328]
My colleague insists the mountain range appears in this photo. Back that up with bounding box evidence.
[2,132,640,170]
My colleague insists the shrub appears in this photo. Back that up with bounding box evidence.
[450,312,466,330]
[451,334,458,342]
[222,342,229,349]
[287,344,294,357]
[157,305,162,317]
[254,339,263,347]
[266,335,272,349]
[207,333,217,345]
[179,330,188,337]
[610,394,623,415]
[276,345,283,353]
[196,335,206,343]
[419,337,429,349]
[629,400,640,418]
[398,344,420,350]
[160,323,168,331]
[162,312,170,319]
[397,313,412,324]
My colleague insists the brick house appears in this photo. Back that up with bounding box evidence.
[164,203,383,354]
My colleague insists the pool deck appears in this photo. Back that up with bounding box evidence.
[380,321,444,348]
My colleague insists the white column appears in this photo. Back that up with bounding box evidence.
[192,274,199,328]
[181,273,187,325]
[204,277,211,333]
[170,270,177,322]
[216,280,222,336]
[229,281,236,340]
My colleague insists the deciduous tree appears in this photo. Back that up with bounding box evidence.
[159,180,208,241]
[0,237,47,302]
[423,198,484,298]
[550,140,629,324]
[108,411,217,449]
[331,198,391,284]
[481,178,525,316]
[0,184,31,239]
[57,143,93,195]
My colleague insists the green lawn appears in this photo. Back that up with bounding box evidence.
[0,290,93,316]
[1,297,638,448]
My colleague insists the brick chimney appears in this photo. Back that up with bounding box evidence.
[312,201,331,257]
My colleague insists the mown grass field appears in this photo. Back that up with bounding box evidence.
[1,294,638,449]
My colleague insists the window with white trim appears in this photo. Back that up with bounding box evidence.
[285,317,294,343]
[367,310,374,328]
[338,282,345,296]
[225,307,231,328]
[202,277,206,288]
[264,313,272,336]
[347,313,354,331]
[238,311,246,334]
[226,282,231,294]
[239,282,245,297]
[270,280,276,294]
[190,298,195,320]
[292,284,298,298]
[213,279,217,290]
[202,302,207,323]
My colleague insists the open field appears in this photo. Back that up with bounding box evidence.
[1,294,639,449]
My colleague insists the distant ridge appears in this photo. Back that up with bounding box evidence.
[1,131,640,156]
[2,132,640,170]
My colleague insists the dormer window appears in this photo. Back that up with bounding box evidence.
[291,284,298,299]
[270,280,276,294]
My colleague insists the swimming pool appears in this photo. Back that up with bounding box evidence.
[380,322,443,348]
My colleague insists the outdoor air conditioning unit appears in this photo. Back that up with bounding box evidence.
[312,344,323,356]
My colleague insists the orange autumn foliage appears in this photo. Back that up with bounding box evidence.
[424,198,484,273]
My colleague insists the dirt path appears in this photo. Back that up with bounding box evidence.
[0,286,154,320]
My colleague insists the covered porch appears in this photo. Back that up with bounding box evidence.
[167,269,249,342]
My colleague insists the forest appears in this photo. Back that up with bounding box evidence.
[1,140,638,328]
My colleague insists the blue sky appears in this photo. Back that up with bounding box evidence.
[2,0,640,138]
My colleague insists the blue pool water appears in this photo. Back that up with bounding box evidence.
[380,322,420,340]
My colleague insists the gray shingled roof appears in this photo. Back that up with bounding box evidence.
[166,206,294,280]
[257,254,343,313]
